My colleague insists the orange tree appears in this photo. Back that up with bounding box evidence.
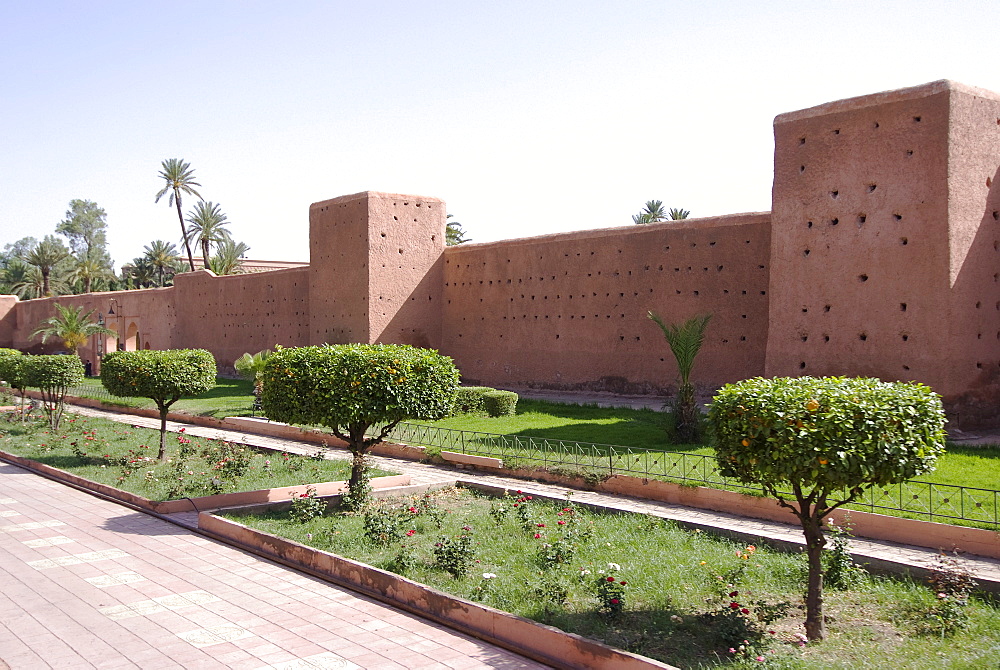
[261,344,459,506]
[23,354,84,430]
[101,349,216,460]
[708,376,946,641]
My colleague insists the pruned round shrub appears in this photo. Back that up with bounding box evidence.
[710,376,946,490]
[22,354,85,429]
[0,349,25,389]
[101,349,217,459]
[483,389,519,417]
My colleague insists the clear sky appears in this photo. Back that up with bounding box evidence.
[2,0,998,268]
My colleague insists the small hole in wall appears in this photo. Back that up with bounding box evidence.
[977,362,984,369]
[380,232,386,237]
[988,177,993,188]
[833,128,840,135]
[801,335,808,342]
[901,237,908,245]
[894,213,902,221]
[831,218,839,226]
[398,248,404,254]
[830,190,839,199]
[858,274,869,282]
[824,305,831,312]
[807,220,813,228]
[799,137,806,145]
[857,214,866,226]
[977,301,982,309]
[859,333,868,341]
[802,307,808,313]
[799,362,806,369]
[978,333,983,339]
[902,365,910,371]
[823,335,830,342]
[913,116,921,122]
[800,165,806,173]
[906,149,914,157]
[900,303,907,311]
[902,334,909,341]
[867,183,877,192]
[874,122,880,128]
[993,211,999,221]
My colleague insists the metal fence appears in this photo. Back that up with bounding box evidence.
[387,422,1000,530]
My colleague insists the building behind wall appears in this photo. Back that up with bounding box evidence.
[2,80,998,426]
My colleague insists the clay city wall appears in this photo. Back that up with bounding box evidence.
[1,80,999,425]
[440,213,771,394]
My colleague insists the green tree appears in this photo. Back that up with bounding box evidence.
[1,259,41,299]
[648,312,711,442]
[101,350,217,460]
[31,303,115,356]
[709,376,946,641]
[668,207,690,220]
[142,240,180,287]
[155,158,202,272]
[632,201,690,224]
[24,236,71,297]
[209,238,250,275]
[23,354,85,430]
[185,201,232,269]
[56,199,113,264]
[69,257,113,294]
[261,344,459,503]
[446,214,471,246]
[234,349,272,396]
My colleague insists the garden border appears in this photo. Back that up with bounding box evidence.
[198,500,676,670]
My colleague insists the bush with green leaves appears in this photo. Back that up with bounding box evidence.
[22,354,84,430]
[0,349,27,415]
[262,343,459,504]
[101,349,216,460]
[451,386,518,417]
[709,376,946,641]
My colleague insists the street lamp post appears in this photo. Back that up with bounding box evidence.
[108,298,124,351]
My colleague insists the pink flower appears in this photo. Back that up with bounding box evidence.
[557,520,566,525]
[610,598,619,604]
[179,428,186,433]
[406,530,416,536]
[536,523,545,528]
[533,533,541,539]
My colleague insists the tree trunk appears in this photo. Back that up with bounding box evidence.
[175,196,196,272]
[157,405,169,461]
[202,239,211,269]
[802,514,827,640]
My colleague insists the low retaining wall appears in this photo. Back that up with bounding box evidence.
[198,511,675,670]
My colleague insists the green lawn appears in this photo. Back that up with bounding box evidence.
[51,383,1000,526]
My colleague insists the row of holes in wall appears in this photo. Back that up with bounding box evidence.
[452,330,753,345]
[445,263,767,286]
[443,238,761,268]
[797,113,926,147]
[445,288,766,306]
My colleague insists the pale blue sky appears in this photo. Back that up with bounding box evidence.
[2,0,997,267]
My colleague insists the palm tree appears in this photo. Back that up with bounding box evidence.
[143,240,179,287]
[31,303,115,356]
[24,236,71,296]
[234,349,272,414]
[69,258,113,294]
[1,259,36,298]
[669,207,691,220]
[155,158,202,272]
[185,201,231,268]
[209,238,250,275]
[648,312,712,443]
[128,258,157,288]
[446,214,471,245]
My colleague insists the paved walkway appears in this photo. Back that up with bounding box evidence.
[0,460,550,669]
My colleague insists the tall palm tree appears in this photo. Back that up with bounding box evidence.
[209,238,250,275]
[31,303,115,356]
[128,258,157,288]
[1,259,35,297]
[154,158,202,272]
[24,237,70,296]
[143,240,179,287]
[668,207,691,220]
[69,258,112,293]
[648,311,712,443]
[185,201,231,268]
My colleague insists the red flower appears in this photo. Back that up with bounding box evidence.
[619,581,627,586]
[406,530,416,536]
[607,576,616,582]
[557,520,566,525]
[741,608,750,615]
[729,591,739,597]
[729,602,740,609]
[610,598,619,604]
[533,533,541,539]
[536,523,545,527]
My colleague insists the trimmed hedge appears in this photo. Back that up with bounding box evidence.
[0,349,25,390]
[451,386,519,417]
[483,389,519,417]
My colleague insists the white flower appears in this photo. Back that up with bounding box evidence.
[607,562,621,571]
[579,569,591,576]
[482,573,497,579]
